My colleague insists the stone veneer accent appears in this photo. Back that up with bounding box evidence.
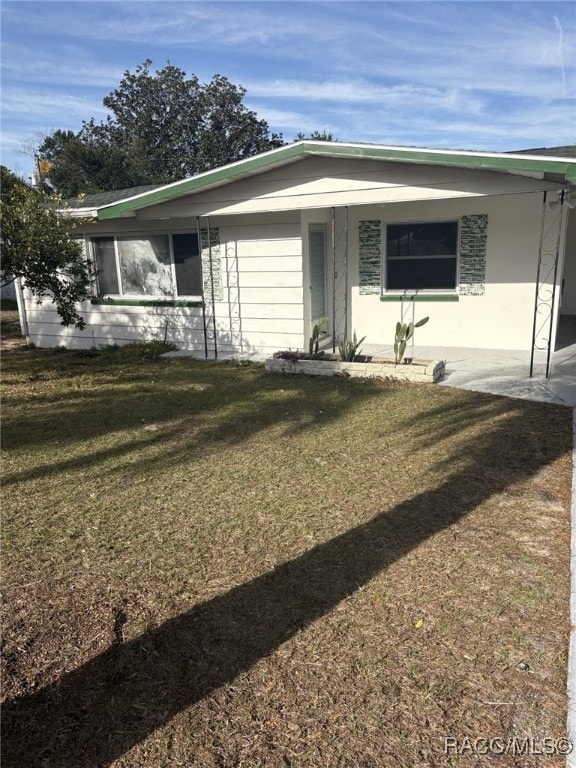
[200,227,223,302]
[358,214,488,297]
[359,220,382,295]
[458,214,488,296]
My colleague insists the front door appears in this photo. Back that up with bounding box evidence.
[309,225,327,326]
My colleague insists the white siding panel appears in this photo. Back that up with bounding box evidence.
[239,271,302,288]
[220,221,301,239]
[26,307,204,326]
[27,320,204,342]
[240,331,304,350]
[239,287,303,304]
[238,303,303,320]
[235,239,301,258]
[239,317,303,334]
[236,256,302,272]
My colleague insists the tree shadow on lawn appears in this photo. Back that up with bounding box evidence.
[2,360,389,486]
[2,395,571,767]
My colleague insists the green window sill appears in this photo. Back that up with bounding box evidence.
[91,297,203,308]
[380,294,460,303]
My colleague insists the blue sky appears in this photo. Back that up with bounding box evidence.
[1,0,575,180]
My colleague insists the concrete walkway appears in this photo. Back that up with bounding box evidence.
[168,335,576,406]
[357,339,576,407]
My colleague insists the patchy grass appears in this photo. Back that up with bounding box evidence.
[1,340,573,767]
[1,299,24,349]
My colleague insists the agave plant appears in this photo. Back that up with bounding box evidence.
[309,317,328,359]
[394,316,429,364]
[338,331,366,362]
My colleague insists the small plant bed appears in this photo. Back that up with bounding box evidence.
[267,316,443,382]
[267,351,445,383]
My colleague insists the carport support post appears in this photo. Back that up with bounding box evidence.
[332,207,337,353]
[344,206,349,343]
[530,191,564,378]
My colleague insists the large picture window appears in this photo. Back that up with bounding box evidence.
[385,221,458,291]
[91,233,202,298]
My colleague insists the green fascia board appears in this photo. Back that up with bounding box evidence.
[91,298,203,308]
[96,142,576,221]
[380,294,460,302]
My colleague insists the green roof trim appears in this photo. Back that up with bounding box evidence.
[95,142,576,221]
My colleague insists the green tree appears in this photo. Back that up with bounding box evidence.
[0,166,95,328]
[38,61,285,194]
[294,131,337,142]
[38,129,133,198]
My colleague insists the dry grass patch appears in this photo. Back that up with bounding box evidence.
[1,298,25,350]
[1,334,573,767]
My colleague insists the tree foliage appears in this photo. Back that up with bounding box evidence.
[0,166,95,328]
[294,131,337,142]
[38,129,133,198]
[38,61,285,195]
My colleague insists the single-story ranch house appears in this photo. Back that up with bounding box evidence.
[15,141,576,373]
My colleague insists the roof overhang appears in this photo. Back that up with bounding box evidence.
[70,141,576,221]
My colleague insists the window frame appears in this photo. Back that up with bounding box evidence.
[382,218,460,295]
[89,232,203,300]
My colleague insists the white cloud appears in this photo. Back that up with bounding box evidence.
[246,79,485,114]
[1,88,109,121]
[248,105,340,136]
[1,44,124,88]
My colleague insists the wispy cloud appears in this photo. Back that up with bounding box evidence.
[246,79,485,114]
[1,88,109,121]
[1,44,124,88]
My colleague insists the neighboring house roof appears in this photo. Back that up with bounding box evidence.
[67,184,163,209]
[511,145,576,159]
[65,141,576,221]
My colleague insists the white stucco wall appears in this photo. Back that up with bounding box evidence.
[346,192,550,351]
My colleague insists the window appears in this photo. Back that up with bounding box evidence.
[91,233,202,298]
[385,221,458,291]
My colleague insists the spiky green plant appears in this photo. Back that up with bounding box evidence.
[394,316,429,364]
[309,318,328,359]
[338,331,366,362]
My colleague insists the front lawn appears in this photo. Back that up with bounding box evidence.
[1,340,573,767]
